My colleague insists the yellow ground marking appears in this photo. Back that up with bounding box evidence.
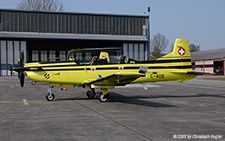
[23,99,29,105]
[16,84,19,86]
[0,101,21,104]
[10,86,15,88]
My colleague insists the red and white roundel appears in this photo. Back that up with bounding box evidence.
[178,47,185,56]
[90,68,96,73]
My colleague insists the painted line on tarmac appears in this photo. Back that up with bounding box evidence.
[23,99,29,105]
[0,101,21,104]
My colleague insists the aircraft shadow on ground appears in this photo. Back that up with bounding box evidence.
[145,93,225,99]
[55,92,225,108]
[56,92,177,108]
[108,92,225,107]
[107,92,176,108]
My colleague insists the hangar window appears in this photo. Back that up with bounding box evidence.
[85,52,92,61]
[49,50,56,61]
[76,53,82,60]
[59,51,66,61]
[41,50,47,61]
[32,50,39,61]
[1,41,6,64]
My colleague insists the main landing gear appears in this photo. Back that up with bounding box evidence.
[98,92,109,102]
[86,88,96,99]
[45,85,109,102]
[46,85,55,101]
[86,88,109,102]
[98,88,109,102]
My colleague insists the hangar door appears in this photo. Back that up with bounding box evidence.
[0,40,27,76]
[214,61,223,75]
[27,40,123,63]
[123,43,146,61]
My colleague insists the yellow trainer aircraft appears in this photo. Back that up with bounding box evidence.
[12,38,202,102]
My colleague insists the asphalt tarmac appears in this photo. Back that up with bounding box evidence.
[0,76,224,141]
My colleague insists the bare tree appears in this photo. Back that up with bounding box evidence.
[189,43,200,52]
[17,0,64,12]
[169,43,174,53]
[151,33,169,58]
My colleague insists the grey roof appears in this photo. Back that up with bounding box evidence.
[0,31,148,41]
[191,48,225,61]
[0,8,149,18]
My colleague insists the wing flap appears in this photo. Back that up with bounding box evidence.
[83,72,145,86]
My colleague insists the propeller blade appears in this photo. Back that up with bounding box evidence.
[20,51,24,66]
[18,71,21,79]
[19,70,25,87]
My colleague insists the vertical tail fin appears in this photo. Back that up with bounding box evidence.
[157,38,193,73]
[158,38,191,60]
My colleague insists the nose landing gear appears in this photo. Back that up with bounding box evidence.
[46,85,55,101]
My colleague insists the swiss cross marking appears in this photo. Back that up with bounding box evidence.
[118,67,124,72]
[178,47,185,56]
[90,68,96,73]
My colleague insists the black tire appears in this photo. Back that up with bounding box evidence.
[86,89,95,99]
[99,93,109,102]
[46,93,55,101]
[31,81,36,85]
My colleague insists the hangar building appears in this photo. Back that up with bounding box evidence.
[0,9,150,76]
[191,48,225,75]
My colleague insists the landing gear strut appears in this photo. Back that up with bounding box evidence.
[46,85,55,101]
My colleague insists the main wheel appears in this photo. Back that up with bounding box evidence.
[46,93,55,101]
[99,93,109,102]
[86,89,96,99]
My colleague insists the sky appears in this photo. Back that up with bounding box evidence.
[0,0,225,52]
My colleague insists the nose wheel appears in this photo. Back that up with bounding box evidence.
[46,93,55,101]
[46,85,55,101]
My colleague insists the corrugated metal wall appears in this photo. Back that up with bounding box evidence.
[0,9,148,36]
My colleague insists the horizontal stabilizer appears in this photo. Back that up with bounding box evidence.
[172,71,214,75]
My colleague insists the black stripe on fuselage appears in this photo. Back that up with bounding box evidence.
[28,59,191,68]
[139,59,191,64]
[26,65,192,71]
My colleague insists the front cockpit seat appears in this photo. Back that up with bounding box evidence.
[99,52,110,63]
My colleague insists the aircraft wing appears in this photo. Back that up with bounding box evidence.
[83,72,145,87]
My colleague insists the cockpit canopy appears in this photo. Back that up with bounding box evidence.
[41,48,138,65]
